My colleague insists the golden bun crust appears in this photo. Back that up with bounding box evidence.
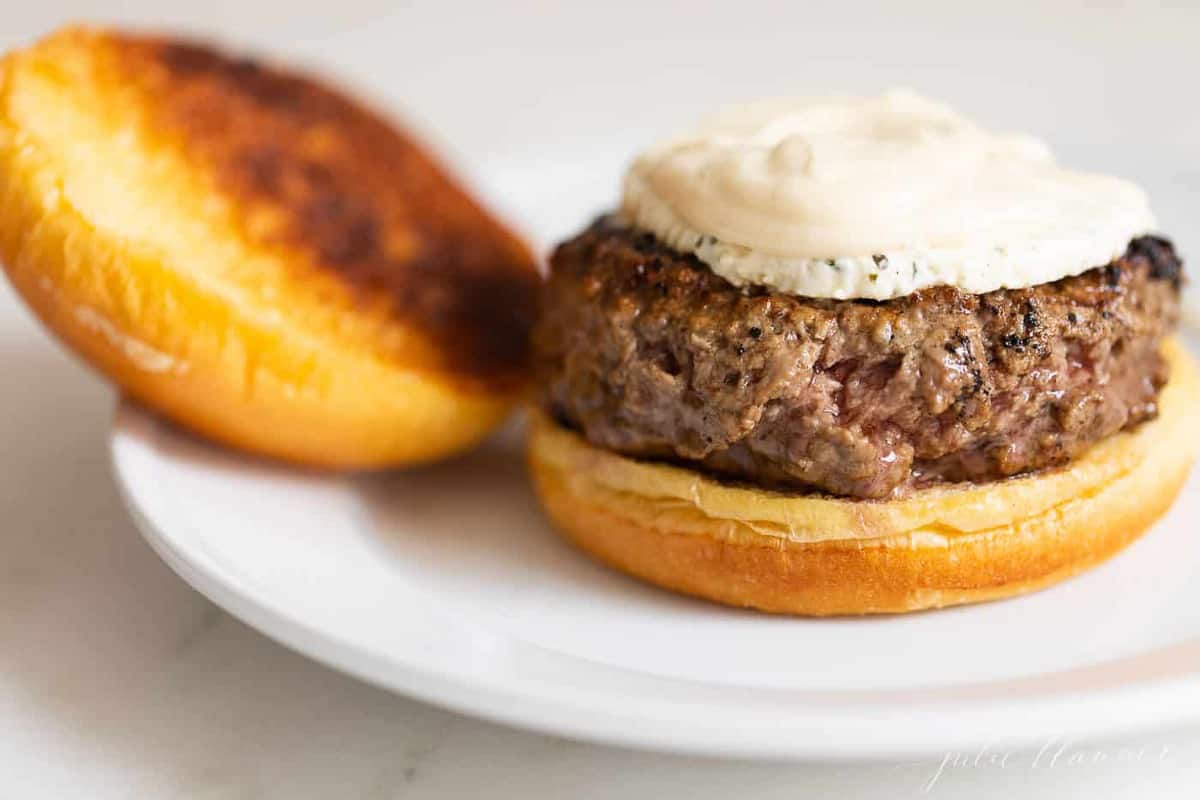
[0,27,539,467]
[528,339,1199,615]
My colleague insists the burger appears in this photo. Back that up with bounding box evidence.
[527,90,1197,615]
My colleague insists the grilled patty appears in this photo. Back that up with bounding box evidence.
[535,216,1183,499]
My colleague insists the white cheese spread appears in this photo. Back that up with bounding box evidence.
[620,90,1155,299]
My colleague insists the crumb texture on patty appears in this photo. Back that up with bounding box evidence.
[535,217,1183,499]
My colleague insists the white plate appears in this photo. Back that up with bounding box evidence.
[111,393,1200,760]
[108,158,1200,760]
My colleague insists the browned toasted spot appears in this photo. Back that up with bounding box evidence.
[105,33,539,388]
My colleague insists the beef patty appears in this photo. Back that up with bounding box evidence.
[535,216,1184,499]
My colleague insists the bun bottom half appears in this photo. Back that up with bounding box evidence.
[527,339,1199,616]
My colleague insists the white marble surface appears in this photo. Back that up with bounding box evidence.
[2,2,1199,796]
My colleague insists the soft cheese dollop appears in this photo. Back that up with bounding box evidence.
[620,90,1156,299]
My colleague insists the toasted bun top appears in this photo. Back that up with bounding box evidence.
[2,26,538,389]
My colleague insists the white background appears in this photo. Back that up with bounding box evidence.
[2,1,1199,797]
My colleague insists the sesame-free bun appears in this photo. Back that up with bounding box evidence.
[0,27,539,467]
[528,339,1199,616]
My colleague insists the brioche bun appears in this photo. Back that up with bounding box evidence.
[0,27,539,467]
[528,339,1199,615]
